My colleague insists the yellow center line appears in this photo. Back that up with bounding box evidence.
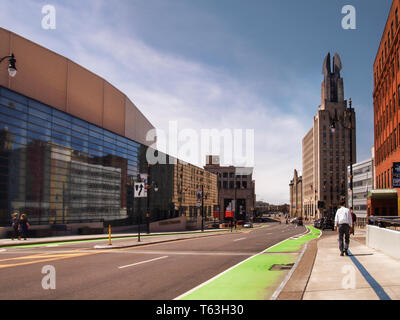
[0,252,100,270]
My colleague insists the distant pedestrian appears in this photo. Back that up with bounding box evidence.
[10,212,20,240]
[334,200,353,256]
[18,214,30,240]
[350,207,357,236]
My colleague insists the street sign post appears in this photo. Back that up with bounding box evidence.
[392,162,400,188]
[134,182,147,198]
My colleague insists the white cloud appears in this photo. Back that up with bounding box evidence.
[0,0,315,204]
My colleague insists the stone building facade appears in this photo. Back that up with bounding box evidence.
[302,53,356,220]
[289,169,302,218]
[204,155,255,222]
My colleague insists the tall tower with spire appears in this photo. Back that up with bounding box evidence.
[302,53,356,220]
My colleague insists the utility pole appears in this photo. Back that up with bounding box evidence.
[201,184,204,232]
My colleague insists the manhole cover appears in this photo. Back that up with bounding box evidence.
[269,263,294,271]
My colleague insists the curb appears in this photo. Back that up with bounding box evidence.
[0,229,230,248]
[269,225,322,300]
[270,242,309,300]
[93,231,231,249]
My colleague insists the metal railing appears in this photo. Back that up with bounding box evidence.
[367,216,400,231]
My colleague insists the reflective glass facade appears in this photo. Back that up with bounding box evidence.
[0,86,175,226]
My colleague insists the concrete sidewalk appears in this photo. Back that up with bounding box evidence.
[302,228,400,300]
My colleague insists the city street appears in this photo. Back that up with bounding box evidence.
[0,222,305,300]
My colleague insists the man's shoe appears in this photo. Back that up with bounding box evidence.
[340,252,344,256]
[344,250,349,256]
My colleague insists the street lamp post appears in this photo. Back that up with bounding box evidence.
[0,53,17,77]
[330,98,354,210]
[145,165,158,235]
[201,184,204,232]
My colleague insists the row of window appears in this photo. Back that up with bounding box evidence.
[377,168,393,189]
[375,88,398,140]
[375,6,400,85]
[375,122,400,165]
[218,181,249,189]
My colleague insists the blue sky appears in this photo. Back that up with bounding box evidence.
[0,0,392,204]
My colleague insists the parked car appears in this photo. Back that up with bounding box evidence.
[290,217,299,224]
[322,217,335,230]
[243,222,253,228]
[297,216,303,226]
[314,217,335,230]
[314,218,323,229]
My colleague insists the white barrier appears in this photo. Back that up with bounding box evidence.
[366,225,400,260]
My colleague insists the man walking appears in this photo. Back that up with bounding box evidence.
[334,200,353,256]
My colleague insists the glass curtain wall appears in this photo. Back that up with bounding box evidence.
[0,86,173,226]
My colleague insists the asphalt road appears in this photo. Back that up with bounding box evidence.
[0,222,306,300]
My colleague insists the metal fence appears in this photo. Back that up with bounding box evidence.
[367,216,400,231]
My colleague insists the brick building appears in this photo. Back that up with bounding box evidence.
[373,0,400,214]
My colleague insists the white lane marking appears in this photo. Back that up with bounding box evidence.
[0,249,6,252]
[233,238,246,242]
[118,256,168,269]
[47,244,59,247]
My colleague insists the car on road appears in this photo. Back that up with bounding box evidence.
[314,218,323,229]
[297,216,303,226]
[290,217,298,224]
[322,217,335,230]
[243,222,253,228]
[314,217,335,230]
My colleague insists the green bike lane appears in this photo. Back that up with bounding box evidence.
[176,225,322,300]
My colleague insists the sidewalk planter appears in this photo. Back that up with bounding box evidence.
[366,225,400,259]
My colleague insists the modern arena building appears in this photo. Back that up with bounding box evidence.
[0,28,218,236]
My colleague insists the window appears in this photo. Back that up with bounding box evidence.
[392,22,394,41]
[385,42,387,58]
[387,105,389,123]
[393,60,395,78]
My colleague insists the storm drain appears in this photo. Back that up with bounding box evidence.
[269,263,294,271]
